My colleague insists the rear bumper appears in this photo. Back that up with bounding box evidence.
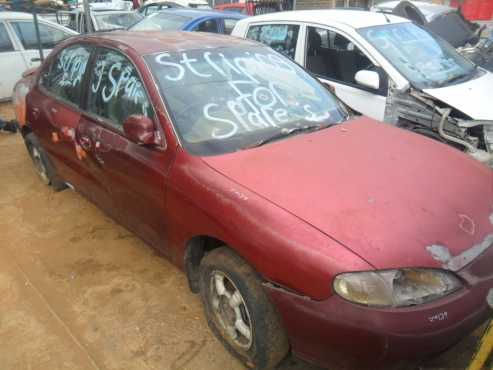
[266,257,493,368]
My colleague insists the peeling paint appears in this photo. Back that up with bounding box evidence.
[426,234,493,271]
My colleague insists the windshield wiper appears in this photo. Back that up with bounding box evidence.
[244,123,328,149]
[442,66,477,86]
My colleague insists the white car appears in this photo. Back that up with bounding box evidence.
[232,10,493,164]
[0,12,77,101]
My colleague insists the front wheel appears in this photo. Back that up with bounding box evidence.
[199,247,289,370]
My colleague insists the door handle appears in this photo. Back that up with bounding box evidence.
[79,135,92,151]
[31,107,40,120]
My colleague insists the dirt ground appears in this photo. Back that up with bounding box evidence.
[0,102,487,370]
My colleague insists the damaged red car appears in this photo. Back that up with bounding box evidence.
[21,31,493,369]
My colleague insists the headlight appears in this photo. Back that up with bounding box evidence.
[333,269,462,308]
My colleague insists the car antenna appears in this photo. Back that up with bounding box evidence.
[376,10,392,23]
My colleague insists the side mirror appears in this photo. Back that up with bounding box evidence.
[355,70,380,90]
[123,114,156,145]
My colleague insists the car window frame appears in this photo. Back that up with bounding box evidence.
[83,45,165,149]
[300,23,389,97]
[7,19,74,51]
[223,18,240,35]
[0,21,17,53]
[37,42,95,113]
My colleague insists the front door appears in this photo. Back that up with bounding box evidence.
[303,26,388,121]
[8,20,74,71]
[79,47,175,249]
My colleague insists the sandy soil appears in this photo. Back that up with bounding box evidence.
[0,101,487,370]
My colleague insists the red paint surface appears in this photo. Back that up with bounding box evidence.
[25,32,493,368]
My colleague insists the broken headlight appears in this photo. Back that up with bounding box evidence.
[333,269,462,307]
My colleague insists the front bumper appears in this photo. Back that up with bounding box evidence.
[266,249,493,369]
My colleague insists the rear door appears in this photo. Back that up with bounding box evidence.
[27,44,109,206]
[0,21,28,100]
[301,26,388,120]
[79,47,174,248]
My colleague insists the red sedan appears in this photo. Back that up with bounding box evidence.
[21,31,493,369]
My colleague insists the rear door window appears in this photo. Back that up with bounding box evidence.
[40,44,92,106]
[10,21,71,50]
[87,48,153,130]
[246,24,299,59]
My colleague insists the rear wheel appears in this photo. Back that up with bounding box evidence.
[199,247,289,370]
[25,133,66,191]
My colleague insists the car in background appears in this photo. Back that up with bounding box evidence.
[137,1,185,16]
[18,29,493,370]
[0,11,77,100]
[372,0,493,71]
[129,8,244,34]
[64,9,143,32]
[140,0,210,9]
[232,10,493,165]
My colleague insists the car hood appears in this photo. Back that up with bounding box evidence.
[202,117,493,270]
[423,71,493,121]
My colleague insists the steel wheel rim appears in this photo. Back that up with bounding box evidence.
[209,270,253,350]
[31,147,49,184]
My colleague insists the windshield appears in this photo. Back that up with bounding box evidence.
[358,22,476,89]
[129,13,192,31]
[145,46,347,156]
[94,12,143,30]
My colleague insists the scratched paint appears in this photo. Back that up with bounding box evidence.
[426,212,493,271]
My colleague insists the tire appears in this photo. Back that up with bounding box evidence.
[199,247,289,370]
[24,133,66,191]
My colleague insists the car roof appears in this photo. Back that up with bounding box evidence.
[79,30,261,55]
[237,9,408,29]
[157,8,245,19]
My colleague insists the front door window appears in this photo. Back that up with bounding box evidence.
[10,21,71,50]
[305,26,376,86]
[87,48,153,130]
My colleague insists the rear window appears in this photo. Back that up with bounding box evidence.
[129,13,192,31]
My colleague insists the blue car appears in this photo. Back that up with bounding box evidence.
[129,9,245,35]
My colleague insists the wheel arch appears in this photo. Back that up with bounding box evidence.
[184,235,229,293]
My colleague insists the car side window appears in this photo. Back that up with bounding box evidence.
[87,48,153,130]
[10,21,71,50]
[196,19,219,33]
[40,44,91,106]
[223,18,238,35]
[146,4,160,15]
[305,26,375,86]
[0,23,14,52]
[246,24,299,60]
